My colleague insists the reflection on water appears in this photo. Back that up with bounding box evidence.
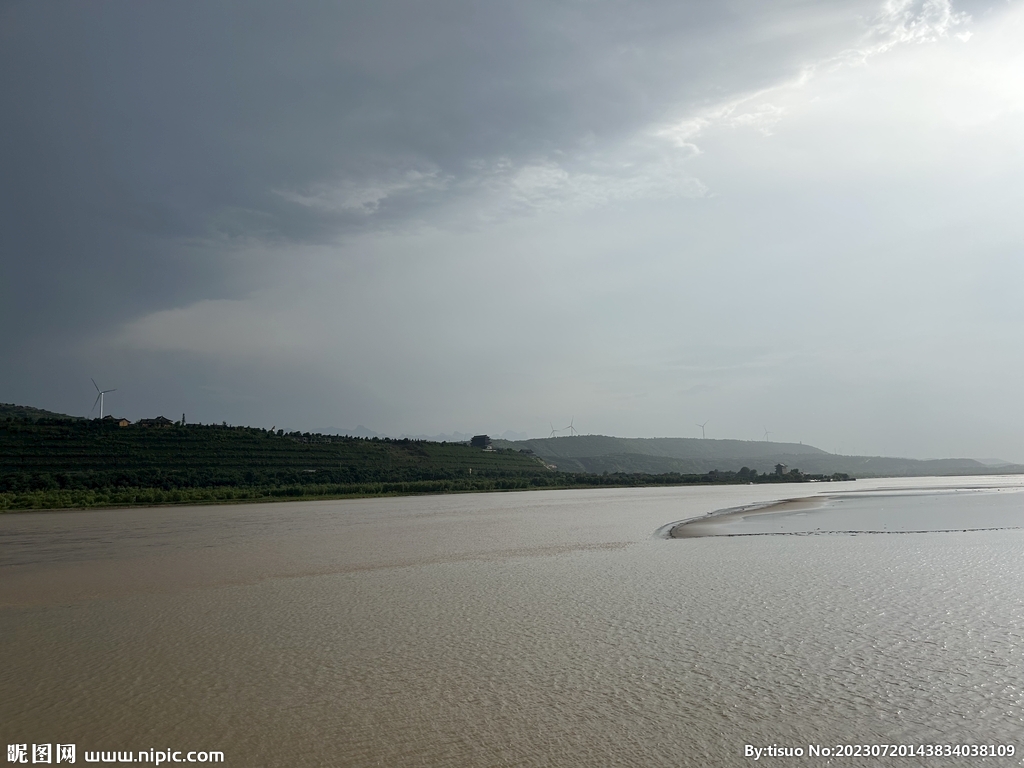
[672,486,1024,537]
[2,477,1024,767]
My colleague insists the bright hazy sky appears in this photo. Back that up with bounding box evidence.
[2,0,1023,460]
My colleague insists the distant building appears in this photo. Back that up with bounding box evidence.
[100,415,131,427]
[137,416,174,427]
[774,463,788,476]
[470,434,492,449]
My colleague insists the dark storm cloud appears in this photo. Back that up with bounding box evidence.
[1,0,874,341]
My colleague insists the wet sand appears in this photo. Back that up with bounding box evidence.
[669,496,827,537]
[670,484,1024,537]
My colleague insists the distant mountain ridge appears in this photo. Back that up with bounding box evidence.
[500,435,826,460]
[493,435,1024,478]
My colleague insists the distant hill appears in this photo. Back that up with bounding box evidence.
[0,403,79,421]
[493,435,1024,478]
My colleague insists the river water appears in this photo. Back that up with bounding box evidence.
[2,476,1023,767]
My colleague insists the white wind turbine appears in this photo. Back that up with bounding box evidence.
[549,422,560,438]
[763,427,772,442]
[696,420,708,439]
[563,416,578,436]
[90,378,116,419]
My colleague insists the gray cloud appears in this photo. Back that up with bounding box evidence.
[1,1,875,252]
[2,0,876,362]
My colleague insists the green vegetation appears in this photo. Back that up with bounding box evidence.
[0,417,851,512]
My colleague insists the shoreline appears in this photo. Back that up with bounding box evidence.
[0,477,847,515]
[6,474,1023,517]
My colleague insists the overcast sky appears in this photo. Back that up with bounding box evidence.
[2,0,1022,460]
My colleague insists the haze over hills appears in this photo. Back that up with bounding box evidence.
[493,435,1024,479]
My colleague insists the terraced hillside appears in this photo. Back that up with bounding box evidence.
[0,418,561,509]
[0,419,548,491]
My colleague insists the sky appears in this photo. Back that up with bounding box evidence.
[2,0,1023,460]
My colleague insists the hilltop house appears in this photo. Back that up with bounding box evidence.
[137,416,174,427]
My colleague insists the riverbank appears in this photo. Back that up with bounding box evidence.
[1,469,855,512]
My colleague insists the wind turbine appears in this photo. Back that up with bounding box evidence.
[549,422,560,438]
[90,378,116,419]
[763,427,772,442]
[563,417,578,436]
[696,420,708,439]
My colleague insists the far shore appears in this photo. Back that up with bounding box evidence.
[0,474,856,515]
[0,481,652,514]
